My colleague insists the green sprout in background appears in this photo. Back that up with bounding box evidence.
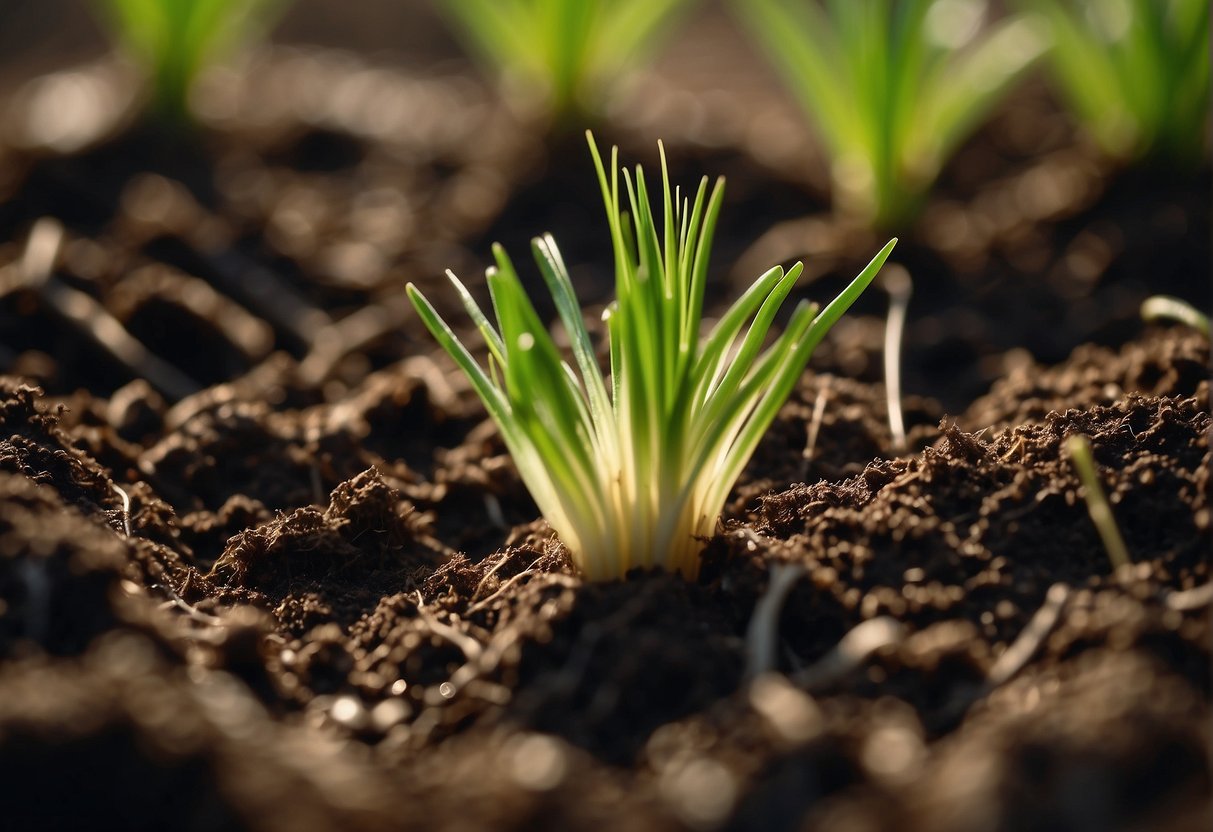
[1020,0,1210,166]
[734,0,1045,230]
[433,0,692,122]
[92,0,285,124]
[408,133,895,580]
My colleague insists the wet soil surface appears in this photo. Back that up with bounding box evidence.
[0,35,1209,832]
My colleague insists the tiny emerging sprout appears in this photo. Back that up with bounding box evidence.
[880,265,912,453]
[1141,295,1211,337]
[92,0,285,124]
[1065,434,1131,571]
[408,133,896,580]
[734,0,1045,229]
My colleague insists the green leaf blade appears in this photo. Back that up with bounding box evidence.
[409,138,894,581]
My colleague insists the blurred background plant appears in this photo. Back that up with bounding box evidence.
[1019,0,1210,168]
[431,0,693,125]
[732,0,1045,231]
[90,0,287,124]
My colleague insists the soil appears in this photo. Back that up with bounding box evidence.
[0,8,1209,831]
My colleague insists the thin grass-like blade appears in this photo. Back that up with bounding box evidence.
[532,235,615,454]
[406,283,513,435]
[445,269,507,367]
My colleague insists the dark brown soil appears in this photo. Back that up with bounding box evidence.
[0,11,1209,830]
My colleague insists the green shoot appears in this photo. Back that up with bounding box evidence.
[1065,434,1131,571]
[92,0,285,124]
[1141,295,1211,336]
[732,0,1045,229]
[433,0,691,121]
[408,134,896,580]
[1020,0,1210,165]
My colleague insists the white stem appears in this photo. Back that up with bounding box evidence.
[882,265,912,453]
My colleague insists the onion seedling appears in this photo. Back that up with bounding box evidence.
[92,0,285,124]
[408,134,896,580]
[733,0,1045,229]
[1019,0,1210,166]
[433,0,691,120]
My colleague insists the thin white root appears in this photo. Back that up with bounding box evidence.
[985,583,1070,688]
[465,553,547,615]
[881,265,912,453]
[19,217,63,288]
[111,483,132,537]
[1164,582,1213,612]
[800,379,831,479]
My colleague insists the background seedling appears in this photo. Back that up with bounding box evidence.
[92,0,285,124]
[734,0,1045,229]
[1020,0,1210,166]
[433,0,691,122]
[880,264,912,452]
